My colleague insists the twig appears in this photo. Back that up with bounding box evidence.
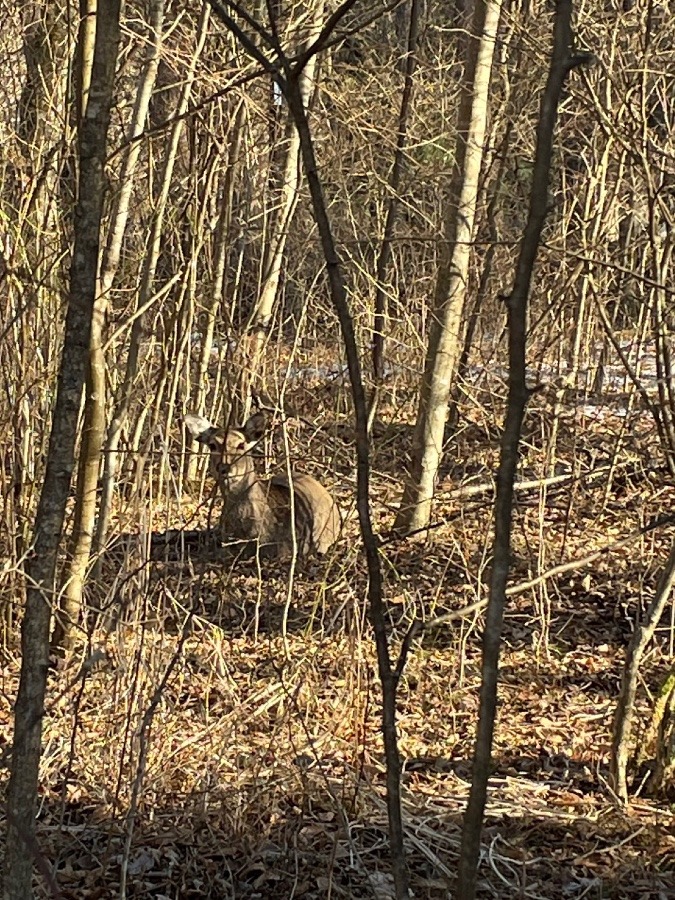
[416,513,675,634]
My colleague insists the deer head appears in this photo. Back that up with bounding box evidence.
[184,411,340,556]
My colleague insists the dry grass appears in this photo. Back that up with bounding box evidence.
[1,376,675,899]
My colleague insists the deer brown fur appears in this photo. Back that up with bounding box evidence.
[185,412,340,557]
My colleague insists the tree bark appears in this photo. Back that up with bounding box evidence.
[203,4,412,894]
[456,6,590,897]
[395,0,502,534]
[285,71,410,900]
[3,0,121,895]
[53,0,166,651]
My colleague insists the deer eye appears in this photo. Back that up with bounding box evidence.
[235,441,246,452]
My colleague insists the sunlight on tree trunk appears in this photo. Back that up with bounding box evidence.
[53,0,166,652]
[642,666,675,796]
[395,0,503,535]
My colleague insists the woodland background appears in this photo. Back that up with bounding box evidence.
[0,0,674,897]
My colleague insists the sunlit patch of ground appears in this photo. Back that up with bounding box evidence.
[1,374,674,898]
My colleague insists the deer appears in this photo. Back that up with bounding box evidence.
[184,411,341,558]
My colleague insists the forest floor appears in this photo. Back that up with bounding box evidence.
[1,367,675,899]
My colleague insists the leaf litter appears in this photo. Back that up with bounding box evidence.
[1,396,674,899]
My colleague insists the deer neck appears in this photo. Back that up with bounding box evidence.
[220,465,260,500]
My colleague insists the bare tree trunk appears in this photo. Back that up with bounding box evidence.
[456,7,591,897]
[447,120,513,431]
[645,665,675,796]
[53,0,166,652]
[3,2,75,638]
[2,0,121,894]
[285,74,411,900]
[395,0,502,535]
[48,0,100,655]
[203,3,412,894]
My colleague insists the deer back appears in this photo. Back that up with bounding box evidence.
[268,473,341,556]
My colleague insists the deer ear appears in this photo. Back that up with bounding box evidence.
[184,413,220,445]
[242,411,267,443]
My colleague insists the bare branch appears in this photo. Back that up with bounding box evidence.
[206,0,280,79]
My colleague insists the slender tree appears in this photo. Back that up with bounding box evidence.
[53,0,166,652]
[456,6,591,896]
[230,0,325,422]
[94,2,211,563]
[395,0,503,535]
[610,538,675,800]
[3,1,121,895]
[204,2,411,895]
